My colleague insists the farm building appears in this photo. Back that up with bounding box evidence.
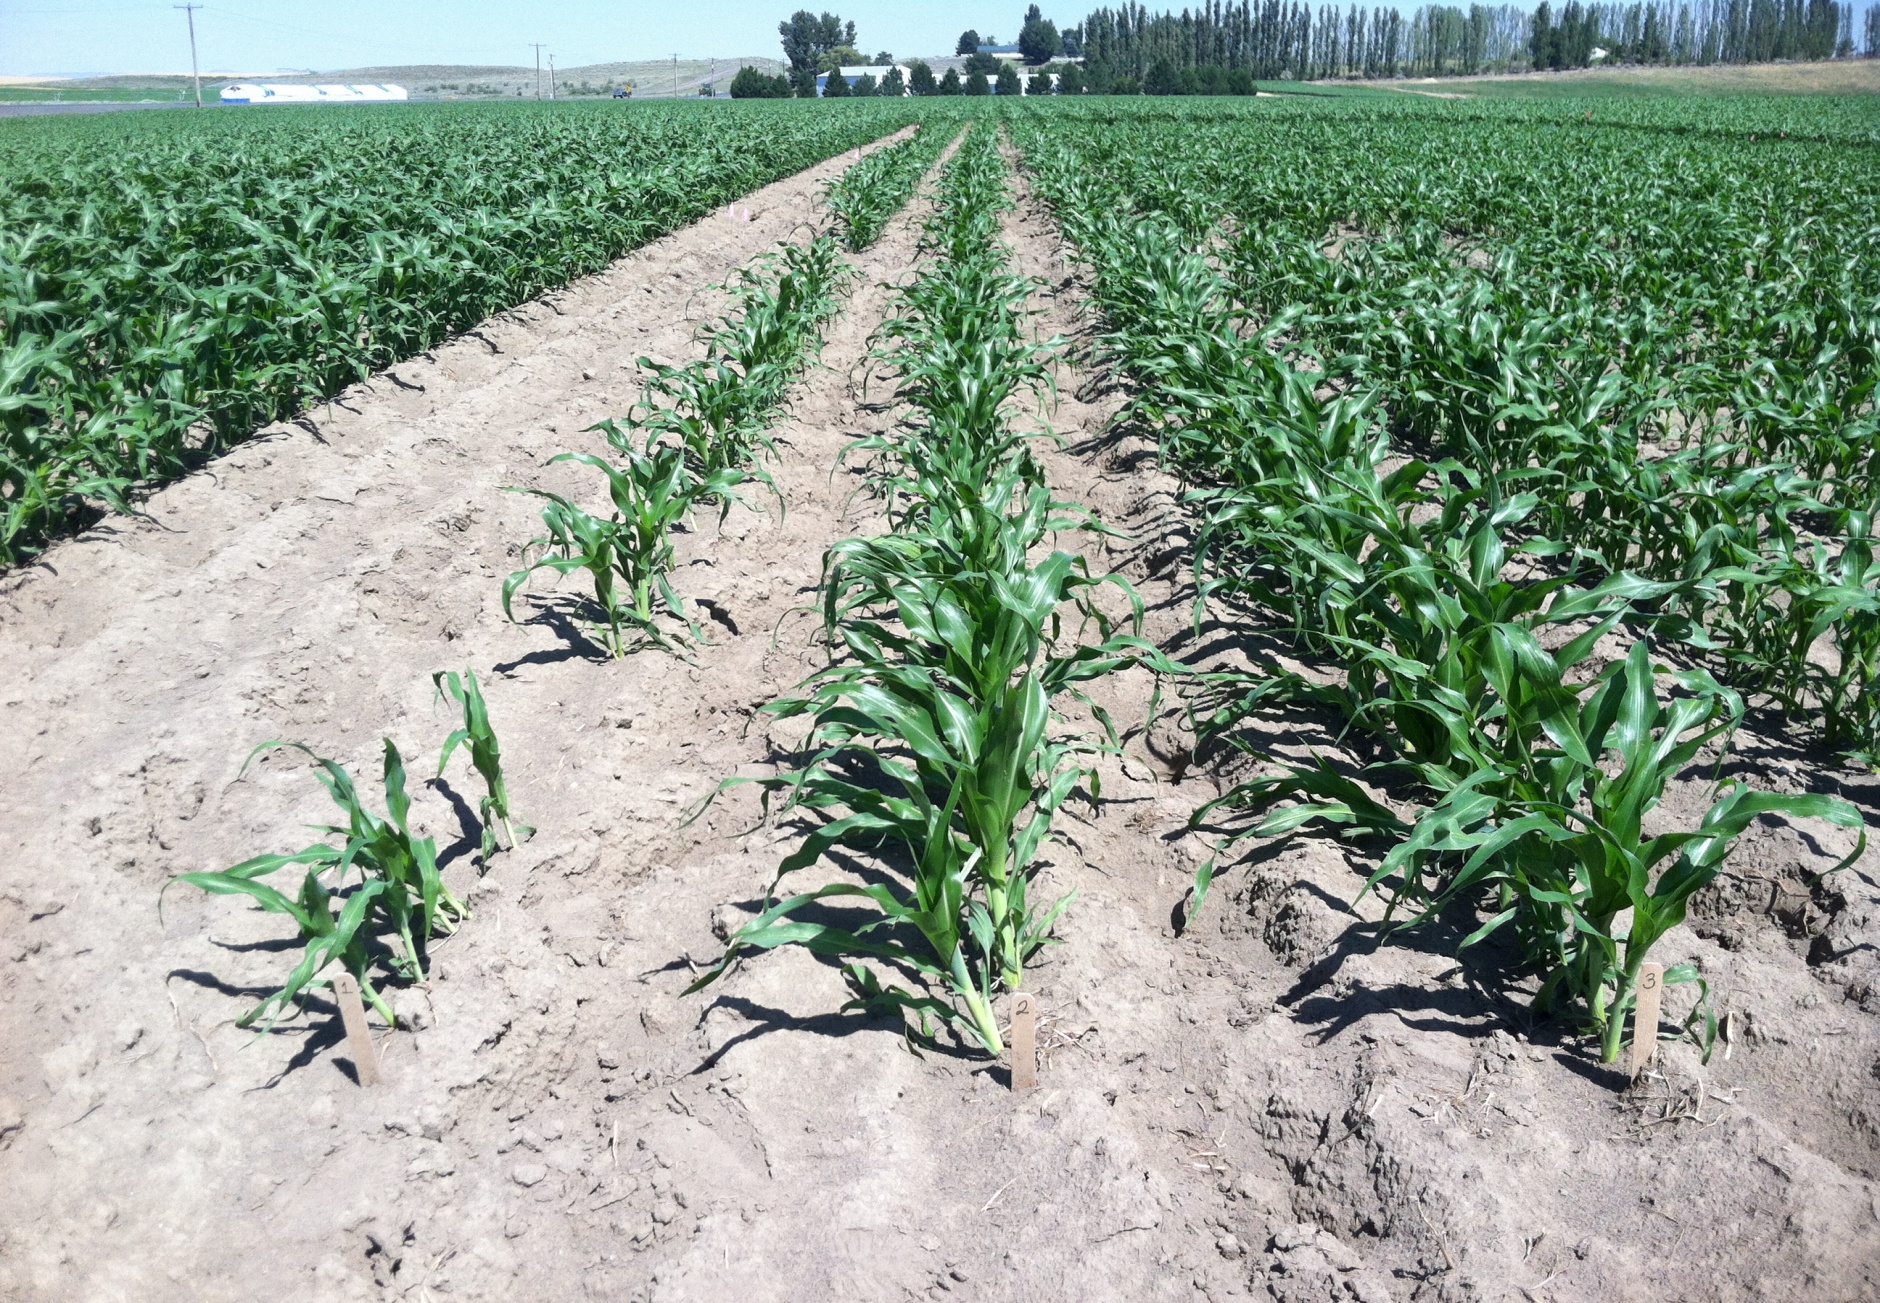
[219,83,409,104]
[815,65,907,95]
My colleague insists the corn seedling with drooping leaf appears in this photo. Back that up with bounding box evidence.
[503,441,746,657]
[162,739,465,1031]
[433,668,530,859]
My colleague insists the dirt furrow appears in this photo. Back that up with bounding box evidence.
[0,131,919,1303]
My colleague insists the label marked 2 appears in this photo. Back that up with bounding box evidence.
[1010,992,1037,1092]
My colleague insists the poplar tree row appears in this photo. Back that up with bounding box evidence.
[1073,0,1875,81]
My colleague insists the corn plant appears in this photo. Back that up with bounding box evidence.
[689,477,1148,1053]
[1361,641,1865,1062]
[433,668,530,858]
[503,440,745,657]
[162,740,464,1030]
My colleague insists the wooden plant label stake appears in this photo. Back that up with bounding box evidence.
[1629,962,1664,1079]
[332,972,382,1087]
[1010,992,1037,1092]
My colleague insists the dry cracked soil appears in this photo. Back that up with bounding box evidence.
[2,128,1878,1303]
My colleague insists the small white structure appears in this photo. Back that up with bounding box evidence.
[220,83,409,104]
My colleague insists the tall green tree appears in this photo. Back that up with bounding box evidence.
[996,63,1024,92]
[780,10,858,78]
[908,59,939,94]
[940,66,965,93]
[880,65,908,95]
[965,67,993,93]
[1530,1,1555,67]
[958,28,982,52]
[1019,4,1064,62]
[1144,56,1182,92]
[730,65,792,97]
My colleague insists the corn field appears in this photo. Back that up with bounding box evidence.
[18,88,1875,1077]
[0,100,918,565]
[1010,92,1876,1064]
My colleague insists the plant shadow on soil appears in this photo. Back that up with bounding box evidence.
[1719,701,1880,817]
[426,777,488,875]
[164,969,361,1082]
[492,595,633,669]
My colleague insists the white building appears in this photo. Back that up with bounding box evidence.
[220,83,409,104]
[815,65,908,95]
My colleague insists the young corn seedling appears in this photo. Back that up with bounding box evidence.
[162,740,465,1030]
[503,436,745,657]
[433,668,530,858]
[1363,640,1865,1063]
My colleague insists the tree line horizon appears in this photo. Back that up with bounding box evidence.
[734,0,1877,95]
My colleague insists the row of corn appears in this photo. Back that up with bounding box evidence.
[822,121,960,253]
[688,123,1158,1058]
[164,138,928,1039]
[1012,107,1868,1067]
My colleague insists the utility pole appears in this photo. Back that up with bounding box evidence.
[672,53,679,98]
[548,54,557,99]
[529,43,546,99]
[175,4,203,108]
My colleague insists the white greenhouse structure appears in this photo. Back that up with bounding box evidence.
[220,83,409,105]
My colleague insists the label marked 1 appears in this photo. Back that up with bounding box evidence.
[332,972,382,1087]
[1629,962,1664,1079]
[1010,992,1037,1092]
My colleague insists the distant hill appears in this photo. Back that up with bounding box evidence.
[10,59,788,100]
[23,73,252,90]
[317,59,788,98]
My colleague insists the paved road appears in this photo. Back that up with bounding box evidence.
[0,101,201,118]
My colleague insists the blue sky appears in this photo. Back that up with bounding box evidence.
[1,1,1027,78]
